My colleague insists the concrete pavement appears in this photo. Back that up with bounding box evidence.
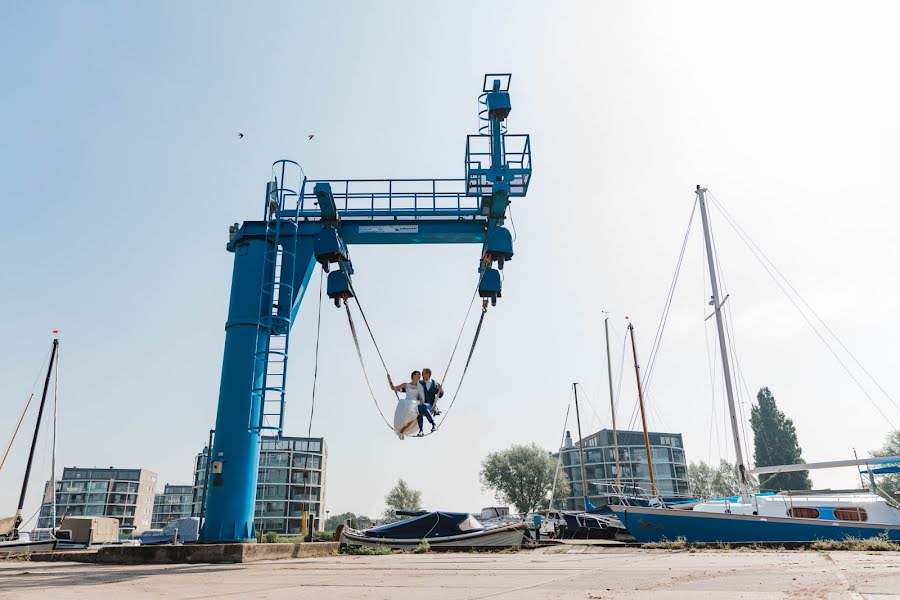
[1,548,898,598]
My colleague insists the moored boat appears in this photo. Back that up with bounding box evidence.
[611,187,900,544]
[614,496,900,544]
[338,511,528,549]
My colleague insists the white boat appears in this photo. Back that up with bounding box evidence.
[0,537,56,556]
[338,511,528,549]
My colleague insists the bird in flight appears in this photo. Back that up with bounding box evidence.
[307,134,315,140]
[238,133,244,139]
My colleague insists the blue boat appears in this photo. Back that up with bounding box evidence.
[610,187,900,544]
[613,497,900,544]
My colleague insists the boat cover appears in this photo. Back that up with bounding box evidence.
[0,517,15,538]
[364,512,484,539]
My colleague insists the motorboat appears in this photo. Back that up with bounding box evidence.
[338,511,528,549]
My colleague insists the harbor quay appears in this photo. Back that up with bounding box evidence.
[1,547,897,599]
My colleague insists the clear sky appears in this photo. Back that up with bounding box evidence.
[2,1,900,523]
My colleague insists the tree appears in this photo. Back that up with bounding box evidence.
[324,512,369,531]
[383,479,423,521]
[689,460,758,498]
[480,443,570,515]
[871,430,900,497]
[750,387,812,491]
[688,461,716,498]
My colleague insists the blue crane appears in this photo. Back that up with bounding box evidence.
[201,74,532,542]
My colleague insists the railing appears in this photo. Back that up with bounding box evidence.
[465,133,532,197]
[283,178,482,220]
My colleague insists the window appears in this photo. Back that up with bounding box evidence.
[833,507,868,522]
[787,507,820,519]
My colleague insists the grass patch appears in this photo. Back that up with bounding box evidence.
[642,537,688,550]
[413,539,430,554]
[342,544,393,555]
[810,535,900,552]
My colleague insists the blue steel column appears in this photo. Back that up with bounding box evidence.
[201,227,275,542]
[202,224,318,543]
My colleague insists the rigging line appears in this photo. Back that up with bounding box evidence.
[578,384,610,433]
[1,394,35,473]
[0,348,52,472]
[343,301,395,432]
[707,198,897,429]
[417,267,492,437]
[708,192,900,417]
[613,325,628,418]
[432,301,489,430]
[708,207,756,466]
[438,284,481,395]
[701,232,720,464]
[704,317,722,464]
[643,197,698,398]
[307,269,324,440]
[338,260,400,400]
[550,399,572,510]
[722,297,757,466]
[300,269,324,522]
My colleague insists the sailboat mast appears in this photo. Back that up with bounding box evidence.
[696,185,748,489]
[50,342,59,530]
[627,323,657,496]
[604,317,622,488]
[15,336,58,531]
[572,382,590,511]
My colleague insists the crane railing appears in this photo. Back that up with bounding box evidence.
[278,178,483,221]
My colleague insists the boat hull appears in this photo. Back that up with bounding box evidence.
[0,539,56,556]
[340,522,527,549]
[612,506,900,543]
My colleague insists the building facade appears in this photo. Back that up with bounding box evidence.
[192,436,327,536]
[37,467,157,532]
[151,484,194,529]
[555,429,690,510]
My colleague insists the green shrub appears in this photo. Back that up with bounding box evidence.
[260,531,293,544]
[413,539,430,554]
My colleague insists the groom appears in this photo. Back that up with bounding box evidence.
[418,367,445,417]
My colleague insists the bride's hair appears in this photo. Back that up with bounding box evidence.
[411,370,421,379]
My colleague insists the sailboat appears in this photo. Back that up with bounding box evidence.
[0,335,60,556]
[610,187,900,543]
